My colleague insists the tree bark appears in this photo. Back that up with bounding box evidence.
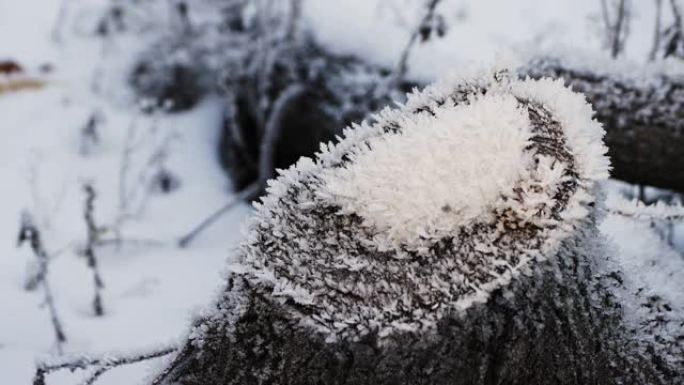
[152,72,681,385]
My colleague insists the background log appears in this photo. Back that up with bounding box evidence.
[524,56,684,193]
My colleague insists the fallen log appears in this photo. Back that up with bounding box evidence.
[524,55,684,193]
[149,71,682,385]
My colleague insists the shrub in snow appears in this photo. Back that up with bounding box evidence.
[141,69,681,385]
[130,42,209,112]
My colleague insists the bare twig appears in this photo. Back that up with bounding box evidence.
[612,0,628,58]
[80,111,103,156]
[394,0,443,82]
[17,212,67,355]
[600,0,613,33]
[95,237,167,248]
[80,365,109,385]
[83,183,105,316]
[34,344,177,385]
[178,183,261,248]
[671,0,683,31]
[669,0,684,55]
[600,0,631,58]
[650,0,664,60]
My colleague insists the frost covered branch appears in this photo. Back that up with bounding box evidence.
[395,0,444,81]
[664,0,684,57]
[600,0,631,58]
[177,182,261,248]
[33,344,178,385]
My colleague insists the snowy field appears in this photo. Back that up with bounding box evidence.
[0,0,682,384]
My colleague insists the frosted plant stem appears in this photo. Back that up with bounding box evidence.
[178,182,261,248]
[649,0,663,61]
[33,345,178,385]
[18,212,67,355]
[611,0,628,58]
[42,277,66,356]
[83,183,105,316]
[394,0,443,82]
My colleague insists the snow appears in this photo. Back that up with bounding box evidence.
[0,0,682,384]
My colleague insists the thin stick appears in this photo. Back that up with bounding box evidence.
[600,0,613,38]
[650,0,663,60]
[670,0,684,39]
[80,366,109,385]
[611,0,628,58]
[394,0,443,82]
[178,183,261,248]
[94,237,166,248]
[18,212,67,355]
[34,345,177,385]
[83,183,105,316]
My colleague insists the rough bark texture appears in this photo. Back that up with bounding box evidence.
[525,56,684,193]
[151,73,681,385]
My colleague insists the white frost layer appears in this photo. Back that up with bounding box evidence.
[324,93,532,247]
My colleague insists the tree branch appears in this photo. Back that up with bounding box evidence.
[34,345,178,385]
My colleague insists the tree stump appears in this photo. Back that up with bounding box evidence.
[151,71,680,385]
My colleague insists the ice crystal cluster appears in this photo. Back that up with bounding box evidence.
[226,69,610,342]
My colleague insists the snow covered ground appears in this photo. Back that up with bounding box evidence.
[0,1,682,384]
